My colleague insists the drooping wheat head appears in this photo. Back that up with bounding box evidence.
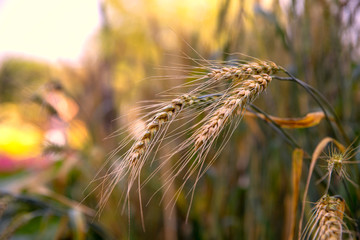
[98,60,282,214]
[195,73,272,150]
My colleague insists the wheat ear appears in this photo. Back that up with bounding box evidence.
[128,93,226,166]
[195,74,272,149]
[98,93,222,211]
[207,60,280,81]
[129,95,196,164]
[303,195,347,240]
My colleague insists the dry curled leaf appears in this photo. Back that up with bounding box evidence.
[245,111,326,129]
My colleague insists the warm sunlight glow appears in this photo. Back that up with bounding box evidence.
[0,0,100,63]
[0,123,43,159]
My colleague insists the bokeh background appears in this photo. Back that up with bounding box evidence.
[0,0,359,239]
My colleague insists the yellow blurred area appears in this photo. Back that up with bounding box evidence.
[0,103,43,159]
[0,122,43,160]
[67,120,90,150]
[147,0,223,49]
[0,102,89,158]
[108,0,276,100]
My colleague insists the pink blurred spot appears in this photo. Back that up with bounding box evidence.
[0,154,51,172]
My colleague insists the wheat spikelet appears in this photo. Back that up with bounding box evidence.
[302,195,348,240]
[195,74,272,149]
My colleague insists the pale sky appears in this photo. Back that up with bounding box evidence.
[0,0,101,64]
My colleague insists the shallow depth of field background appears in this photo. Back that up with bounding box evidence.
[0,0,359,239]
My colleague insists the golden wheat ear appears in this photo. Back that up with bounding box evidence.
[302,195,351,240]
[194,73,272,150]
[206,60,280,81]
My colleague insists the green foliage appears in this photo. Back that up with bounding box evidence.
[0,59,49,102]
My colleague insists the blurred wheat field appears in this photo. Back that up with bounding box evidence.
[0,0,360,239]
